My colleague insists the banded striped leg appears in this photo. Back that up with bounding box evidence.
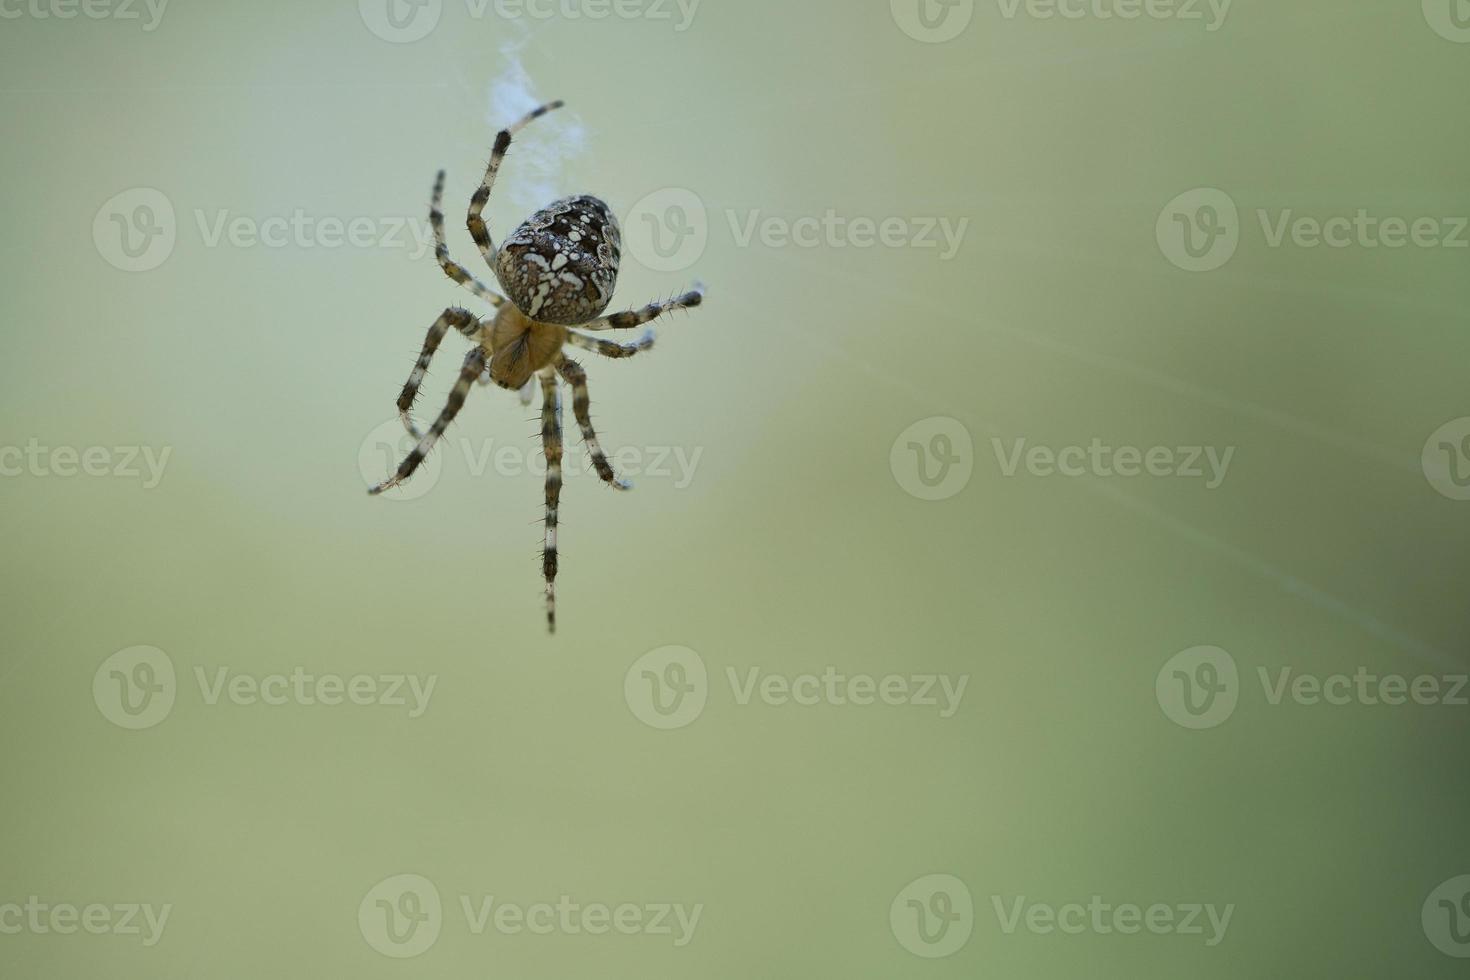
[468,100,565,270]
[565,328,655,360]
[429,170,506,307]
[539,371,564,633]
[578,285,705,332]
[398,307,479,439]
[555,356,630,491]
[369,348,486,496]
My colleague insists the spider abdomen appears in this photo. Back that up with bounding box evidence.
[495,195,621,326]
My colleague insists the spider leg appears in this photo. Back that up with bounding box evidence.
[468,100,565,271]
[539,369,564,634]
[397,307,480,439]
[577,284,704,332]
[369,347,486,496]
[565,328,655,360]
[555,354,630,491]
[429,169,506,307]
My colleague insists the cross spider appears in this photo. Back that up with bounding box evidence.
[368,100,706,633]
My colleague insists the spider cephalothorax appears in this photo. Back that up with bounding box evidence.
[368,100,706,634]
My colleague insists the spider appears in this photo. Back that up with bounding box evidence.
[368,100,706,634]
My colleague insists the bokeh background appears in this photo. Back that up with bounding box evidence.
[3,1,1470,977]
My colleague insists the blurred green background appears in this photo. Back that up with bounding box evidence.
[3,1,1469,977]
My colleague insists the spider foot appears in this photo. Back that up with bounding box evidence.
[367,479,400,496]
